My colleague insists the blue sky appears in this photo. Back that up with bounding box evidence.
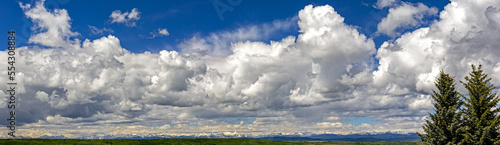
[2,0,500,138]
[2,0,448,53]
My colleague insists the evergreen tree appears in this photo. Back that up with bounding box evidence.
[459,64,500,145]
[418,70,464,145]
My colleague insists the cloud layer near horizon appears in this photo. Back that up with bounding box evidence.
[2,0,500,138]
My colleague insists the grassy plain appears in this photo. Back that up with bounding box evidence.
[0,138,424,145]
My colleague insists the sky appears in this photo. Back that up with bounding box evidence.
[1,0,500,138]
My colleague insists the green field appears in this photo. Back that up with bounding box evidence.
[0,139,424,145]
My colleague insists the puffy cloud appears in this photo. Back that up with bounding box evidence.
[309,0,500,135]
[4,0,500,139]
[109,8,140,27]
[408,95,432,110]
[35,91,49,102]
[377,2,438,37]
[373,0,500,98]
[178,16,298,56]
[3,1,376,136]
[295,5,375,105]
[355,0,500,132]
[1,1,380,137]
[19,0,79,48]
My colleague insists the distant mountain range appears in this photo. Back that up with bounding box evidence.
[13,132,421,142]
[257,132,421,142]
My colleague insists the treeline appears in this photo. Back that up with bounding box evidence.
[418,64,500,145]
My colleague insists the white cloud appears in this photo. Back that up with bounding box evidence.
[158,28,169,36]
[35,91,49,102]
[368,0,500,122]
[178,16,298,56]
[4,0,500,139]
[142,28,170,39]
[88,25,113,35]
[2,2,378,137]
[377,2,438,37]
[109,8,140,27]
[1,1,381,138]
[19,0,79,48]
[408,95,432,110]
[374,0,399,9]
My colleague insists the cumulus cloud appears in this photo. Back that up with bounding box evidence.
[3,0,500,139]
[178,16,298,56]
[109,8,140,27]
[35,91,49,102]
[19,0,80,48]
[88,25,113,35]
[2,1,376,137]
[377,2,438,37]
[372,0,500,96]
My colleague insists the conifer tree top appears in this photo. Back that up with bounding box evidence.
[459,64,500,145]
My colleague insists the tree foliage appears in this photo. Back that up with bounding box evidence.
[459,64,500,145]
[418,70,464,145]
